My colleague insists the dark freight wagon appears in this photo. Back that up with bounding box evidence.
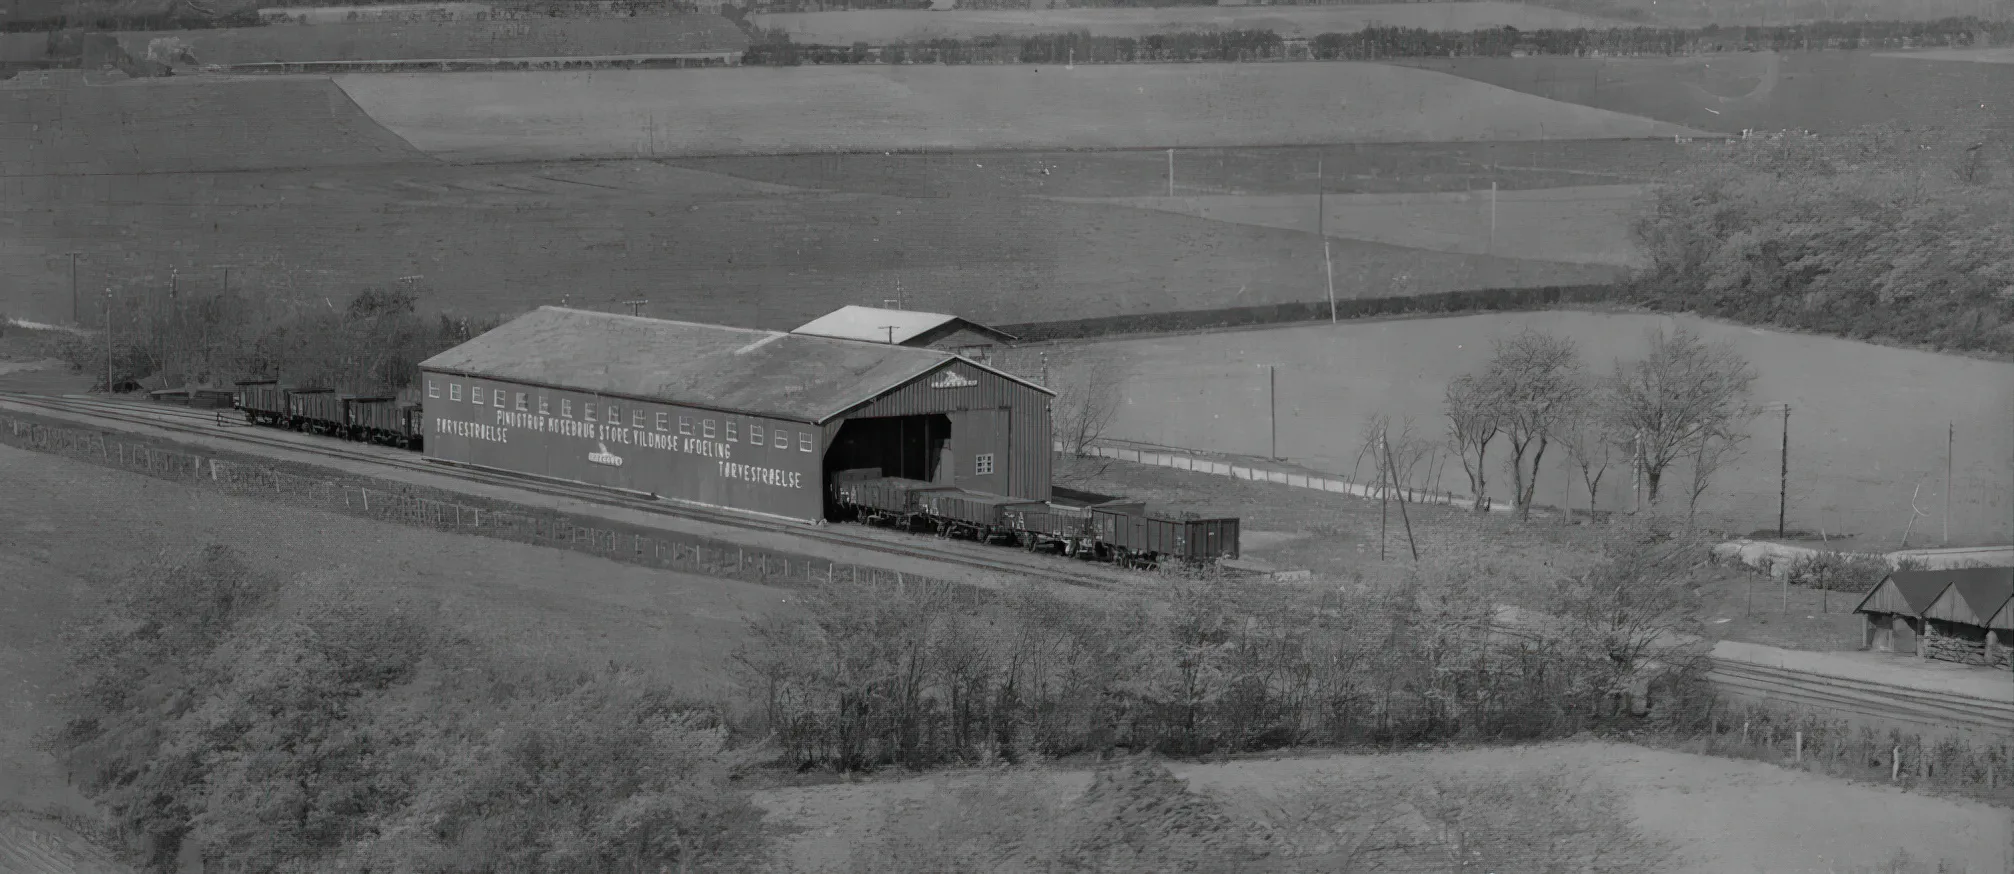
[1092,505,1240,567]
[288,388,345,435]
[235,379,288,425]
[916,490,1032,541]
[344,395,426,449]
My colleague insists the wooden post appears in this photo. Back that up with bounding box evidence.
[1795,731,1803,764]
[1892,747,1902,781]
[361,488,369,512]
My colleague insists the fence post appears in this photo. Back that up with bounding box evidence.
[362,488,369,512]
[1795,731,1803,764]
[1892,746,1902,781]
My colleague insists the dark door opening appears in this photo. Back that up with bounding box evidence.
[824,414,952,518]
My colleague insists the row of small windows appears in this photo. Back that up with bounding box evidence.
[429,379,814,452]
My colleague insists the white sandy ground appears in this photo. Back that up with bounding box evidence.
[1053,183,1653,267]
[752,742,2014,874]
[331,64,1711,163]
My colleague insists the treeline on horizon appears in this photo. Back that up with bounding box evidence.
[740,16,2009,64]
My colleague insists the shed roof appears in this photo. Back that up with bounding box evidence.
[1852,569,1982,618]
[1921,568,2014,627]
[419,307,1048,424]
[791,305,1017,346]
[1992,594,2014,632]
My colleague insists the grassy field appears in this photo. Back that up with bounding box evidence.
[1405,49,2014,137]
[1057,183,1652,267]
[749,2,1632,43]
[1534,0,2014,28]
[1036,309,2014,549]
[753,743,2014,874]
[330,64,1705,162]
[0,159,1620,331]
[115,15,747,68]
[0,76,431,176]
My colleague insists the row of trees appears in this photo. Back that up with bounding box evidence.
[740,16,2014,66]
[60,285,502,396]
[1628,127,2014,356]
[1441,325,1758,526]
[735,519,1713,771]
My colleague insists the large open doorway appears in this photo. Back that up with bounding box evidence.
[823,414,952,516]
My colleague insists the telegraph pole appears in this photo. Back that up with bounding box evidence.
[1778,403,1789,538]
[103,288,113,395]
[68,253,80,325]
[1268,364,1278,459]
[1319,158,1336,322]
[882,325,899,345]
[622,299,648,317]
[1944,422,1953,545]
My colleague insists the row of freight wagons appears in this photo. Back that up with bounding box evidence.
[832,473,1239,565]
[234,379,426,448]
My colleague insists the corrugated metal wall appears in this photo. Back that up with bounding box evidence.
[823,360,1052,502]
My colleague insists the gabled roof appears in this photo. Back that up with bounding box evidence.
[1921,568,2014,627]
[1853,569,1985,618]
[420,307,1047,425]
[790,305,1017,346]
[1992,594,2014,632]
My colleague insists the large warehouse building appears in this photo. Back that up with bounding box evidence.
[417,307,1055,524]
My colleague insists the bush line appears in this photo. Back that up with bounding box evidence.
[999,283,1616,342]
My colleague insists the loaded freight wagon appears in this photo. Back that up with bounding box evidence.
[417,307,1057,525]
[1092,505,1240,567]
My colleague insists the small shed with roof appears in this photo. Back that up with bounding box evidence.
[1854,570,1959,657]
[790,306,1018,365]
[419,307,1054,524]
[1917,567,2014,670]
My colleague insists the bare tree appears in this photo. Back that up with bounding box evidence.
[1683,414,1754,530]
[1443,374,1499,513]
[1479,329,1585,521]
[1052,361,1123,458]
[1602,326,1758,505]
[1557,378,1619,518]
[1358,413,1434,500]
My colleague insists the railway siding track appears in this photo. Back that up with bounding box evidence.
[0,393,1156,595]
[1707,658,2014,738]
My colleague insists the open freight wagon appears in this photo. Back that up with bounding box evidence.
[1091,504,1240,567]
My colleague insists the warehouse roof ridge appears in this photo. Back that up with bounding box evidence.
[791,305,1019,346]
[419,306,1050,425]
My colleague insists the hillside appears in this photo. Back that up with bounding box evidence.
[0,76,431,176]
[331,63,1709,162]
[749,2,1632,43]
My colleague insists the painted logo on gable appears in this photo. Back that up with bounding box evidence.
[588,442,625,467]
[930,371,978,390]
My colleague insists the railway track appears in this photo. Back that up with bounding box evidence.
[1707,657,2014,738]
[0,392,1151,593]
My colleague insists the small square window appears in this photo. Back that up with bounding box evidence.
[560,398,573,418]
[654,412,668,432]
[974,453,995,476]
[449,383,462,402]
[493,388,505,409]
[585,403,597,423]
[515,392,528,412]
[750,424,764,444]
[773,429,789,449]
[703,419,716,439]
[538,395,549,415]
[606,403,620,423]
[632,409,646,429]
[427,379,439,398]
[726,421,738,441]
[799,432,812,453]
[678,416,693,436]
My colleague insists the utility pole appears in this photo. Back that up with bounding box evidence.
[1383,429,1419,562]
[103,288,113,395]
[1944,422,1953,545]
[1778,403,1789,538]
[223,266,233,296]
[881,325,899,345]
[1268,364,1278,459]
[1319,158,1336,322]
[68,253,80,325]
[1488,180,1498,255]
[622,299,648,317]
